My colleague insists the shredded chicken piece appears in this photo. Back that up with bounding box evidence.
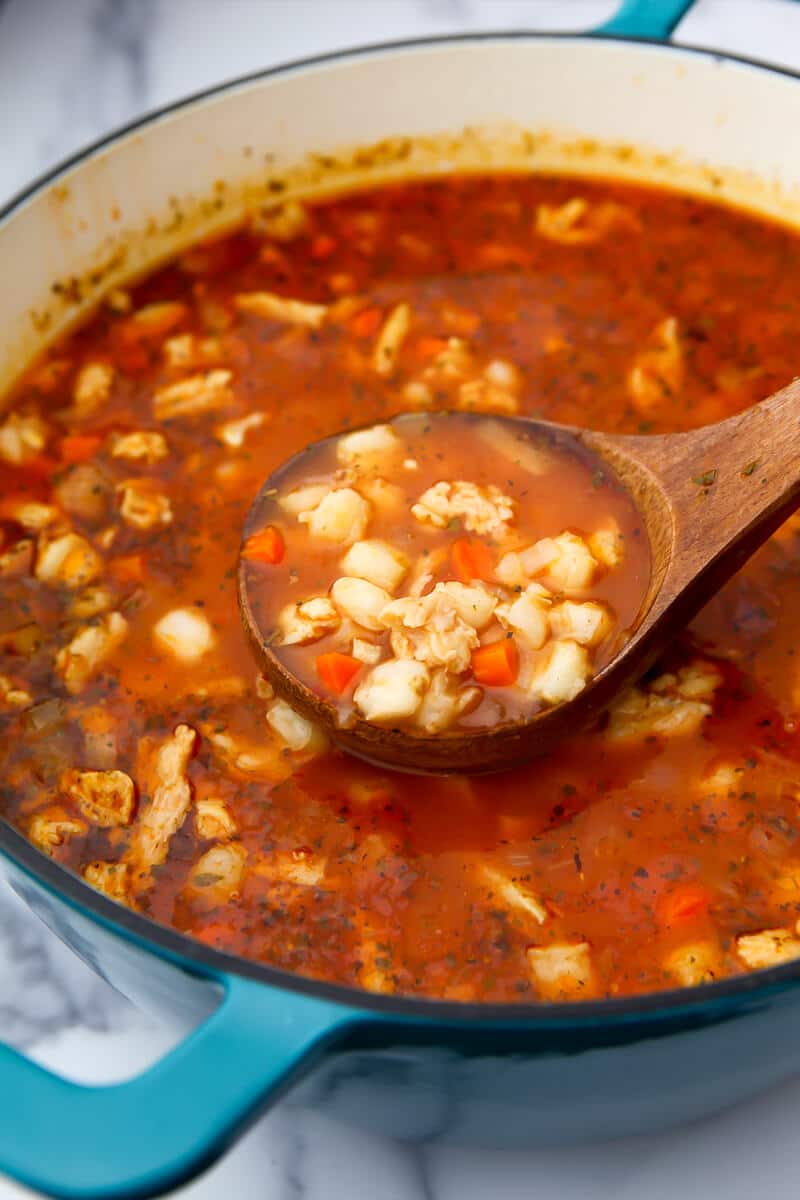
[0,673,32,708]
[129,301,187,336]
[266,699,322,751]
[195,798,237,841]
[528,640,590,705]
[201,723,294,783]
[331,577,392,632]
[235,291,327,328]
[67,585,115,620]
[340,539,409,592]
[549,600,611,647]
[495,583,551,650]
[0,539,34,579]
[373,303,411,377]
[127,724,197,875]
[627,317,683,411]
[72,362,114,417]
[458,376,519,414]
[162,333,224,369]
[215,412,266,448]
[481,865,548,924]
[83,861,131,904]
[381,583,494,673]
[255,199,309,241]
[0,411,49,465]
[63,768,136,827]
[664,941,720,987]
[607,660,722,742]
[118,480,173,530]
[36,530,103,590]
[299,487,370,544]
[279,596,340,645]
[28,807,88,856]
[526,942,595,999]
[353,658,430,723]
[153,607,215,663]
[278,483,331,517]
[153,369,234,420]
[478,420,550,475]
[416,668,481,732]
[589,524,625,569]
[337,424,400,470]
[411,480,514,536]
[351,637,382,665]
[55,611,129,694]
[110,431,169,463]
[186,842,247,903]
[535,197,638,245]
[0,498,61,531]
[736,926,800,969]
[252,851,327,888]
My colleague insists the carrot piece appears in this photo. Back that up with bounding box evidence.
[60,434,102,464]
[242,525,285,565]
[450,537,494,583]
[416,335,449,360]
[109,553,146,584]
[471,639,519,687]
[316,652,362,695]
[658,882,711,926]
[310,233,337,260]
[347,306,382,338]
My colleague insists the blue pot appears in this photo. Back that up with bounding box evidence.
[4,2,800,1195]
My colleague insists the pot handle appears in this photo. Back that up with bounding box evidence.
[0,972,357,1199]
[595,0,696,39]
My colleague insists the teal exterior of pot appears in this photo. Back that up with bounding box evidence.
[7,2,800,1196]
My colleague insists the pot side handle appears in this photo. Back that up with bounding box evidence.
[0,973,356,1200]
[595,0,696,39]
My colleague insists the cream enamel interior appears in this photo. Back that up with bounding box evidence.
[2,36,800,399]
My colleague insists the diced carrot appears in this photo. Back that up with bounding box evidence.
[450,537,494,583]
[471,639,519,687]
[60,434,102,464]
[242,525,285,565]
[657,882,711,926]
[259,244,291,271]
[416,336,449,360]
[347,306,382,339]
[316,652,362,695]
[310,234,337,260]
[109,554,146,584]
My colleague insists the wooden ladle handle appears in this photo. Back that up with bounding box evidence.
[584,376,800,656]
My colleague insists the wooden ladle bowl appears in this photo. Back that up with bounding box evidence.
[239,380,800,774]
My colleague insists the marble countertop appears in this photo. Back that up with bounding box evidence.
[3,1,800,1196]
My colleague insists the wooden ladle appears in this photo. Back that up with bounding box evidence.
[239,380,800,774]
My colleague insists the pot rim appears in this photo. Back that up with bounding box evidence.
[3,27,800,1027]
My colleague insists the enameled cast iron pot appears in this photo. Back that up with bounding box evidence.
[4,3,800,1195]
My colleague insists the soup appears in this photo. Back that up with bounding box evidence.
[2,174,800,1002]
[242,413,648,731]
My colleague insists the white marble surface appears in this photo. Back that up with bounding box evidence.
[3,0,800,1196]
